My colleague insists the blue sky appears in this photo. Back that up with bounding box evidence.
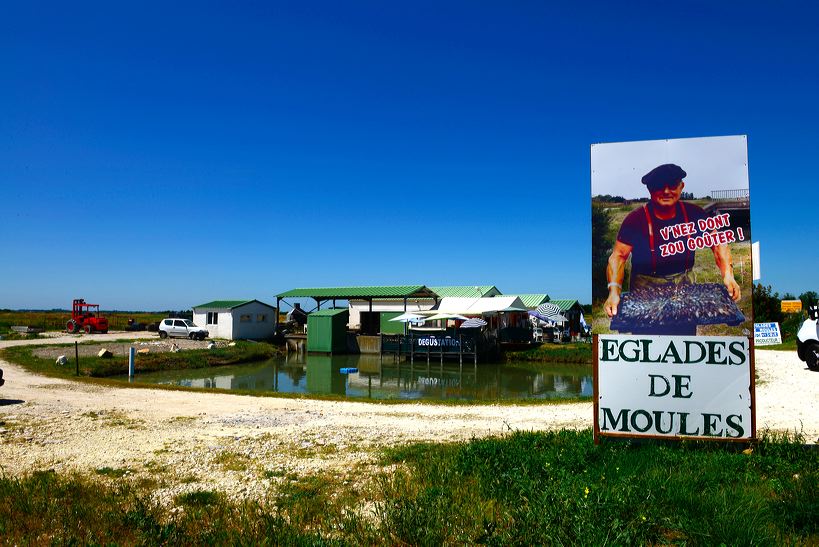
[2,1,817,310]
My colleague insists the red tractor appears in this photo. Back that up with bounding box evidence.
[66,299,109,334]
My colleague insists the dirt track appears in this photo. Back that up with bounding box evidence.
[0,332,816,503]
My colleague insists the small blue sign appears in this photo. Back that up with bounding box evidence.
[753,322,782,346]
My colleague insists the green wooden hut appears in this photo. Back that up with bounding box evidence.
[307,308,349,353]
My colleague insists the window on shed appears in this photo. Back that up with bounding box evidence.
[207,312,218,325]
[240,314,251,322]
[256,314,267,322]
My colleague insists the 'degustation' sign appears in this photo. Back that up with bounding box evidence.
[596,335,752,439]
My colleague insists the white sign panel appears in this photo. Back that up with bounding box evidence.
[597,334,752,439]
[754,322,782,346]
[752,241,760,280]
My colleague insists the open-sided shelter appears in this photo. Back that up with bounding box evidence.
[277,286,439,335]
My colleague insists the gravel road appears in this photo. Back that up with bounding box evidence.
[0,332,815,504]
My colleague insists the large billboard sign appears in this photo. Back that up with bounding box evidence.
[591,135,755,441]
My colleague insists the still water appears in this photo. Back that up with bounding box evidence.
[122,354,593,402]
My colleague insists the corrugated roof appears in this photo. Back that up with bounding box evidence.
[428,286,501,298]
[549,299,581,312]
[193,300,253,309]
[309,308,349,317]
[277,286,437,299]
[506,294,550,308]
[434,297,528,315]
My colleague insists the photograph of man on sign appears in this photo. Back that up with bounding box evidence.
[591,136,752,336]
[604,163,741,334]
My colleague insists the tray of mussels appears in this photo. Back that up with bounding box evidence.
[610,282,745,333]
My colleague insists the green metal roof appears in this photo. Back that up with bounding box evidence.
[277,286,437,299]
[193,300,253,309]
[428,286,501,298]
[193,299,276,310]
[309,308,350,317]
[549,299,581,312]
[507,294,550,308]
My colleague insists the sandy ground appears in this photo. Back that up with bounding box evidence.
[0,332,816,503]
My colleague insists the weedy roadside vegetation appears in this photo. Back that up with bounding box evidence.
[0,341,279,379]
[0,310,166,333]
[0,429,815,545]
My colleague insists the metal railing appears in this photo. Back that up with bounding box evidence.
[710,189,749,201]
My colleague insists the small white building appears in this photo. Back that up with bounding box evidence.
[192,299,277,340]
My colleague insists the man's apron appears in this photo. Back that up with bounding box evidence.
[629,203,696,335]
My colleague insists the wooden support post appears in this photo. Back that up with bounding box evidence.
[593,334,599,445]
[75,341,79,376]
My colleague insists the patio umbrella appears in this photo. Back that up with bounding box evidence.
[389,312,427,324]
[528,310,550,322]
[529,312,552,327]
[536,302,562,317]
[528,310,560,323]
[460,317,487,328]
[424,313,469,321]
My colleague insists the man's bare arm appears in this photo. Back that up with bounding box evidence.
[712,243,741,301]
[604,241,633,317]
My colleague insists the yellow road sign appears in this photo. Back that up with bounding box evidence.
[781,300,802,313]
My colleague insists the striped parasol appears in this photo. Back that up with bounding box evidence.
[536,302,562,317]
[460,317,487,328]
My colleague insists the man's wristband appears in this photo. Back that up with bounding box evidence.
[607,282,622,289]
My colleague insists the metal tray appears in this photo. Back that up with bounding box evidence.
[610,283,745,333]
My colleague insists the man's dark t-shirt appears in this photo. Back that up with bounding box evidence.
[617,202,710,277]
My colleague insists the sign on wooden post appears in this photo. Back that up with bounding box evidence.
[591,135,755,442]
[781,300,802,313]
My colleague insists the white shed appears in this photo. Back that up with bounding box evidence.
[191,300,277,340]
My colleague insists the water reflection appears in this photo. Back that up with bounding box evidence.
[121,353,593,402]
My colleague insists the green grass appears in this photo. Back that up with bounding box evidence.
[212,451,252,472]
[0,331,42,341]
[505,342,592,364]
[0,430,815,544]
[95,467,131,478]
[0,341,280,379]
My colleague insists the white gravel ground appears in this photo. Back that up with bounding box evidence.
[0,332,816,503]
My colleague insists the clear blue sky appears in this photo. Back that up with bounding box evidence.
[2,1,817,311]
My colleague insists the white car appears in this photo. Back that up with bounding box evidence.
[796,305,819,371]
[158,319,209,341]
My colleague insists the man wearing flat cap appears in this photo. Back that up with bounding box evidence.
[604,163,741,334]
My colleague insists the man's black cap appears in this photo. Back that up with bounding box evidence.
[642,164,686,189]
